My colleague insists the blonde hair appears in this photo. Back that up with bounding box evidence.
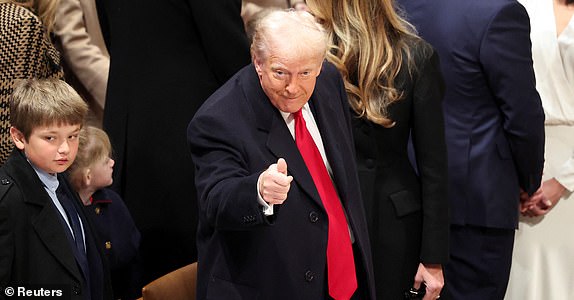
[0,0,60,34]
[67,126,112,190]
[10,78,87,139]
[306,0,418,126]
[250,9,328,63]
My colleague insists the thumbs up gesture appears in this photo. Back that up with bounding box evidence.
[259,158,293,205]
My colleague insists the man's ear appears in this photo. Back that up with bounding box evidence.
[315,59,323,76]
[10,127,26,150]
[253,56,263,76]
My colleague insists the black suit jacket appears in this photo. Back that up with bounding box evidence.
[188,62,376,300]
[0,150,112,300]
[353,39,449,299]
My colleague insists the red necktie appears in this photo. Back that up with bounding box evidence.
[294,109,357,300]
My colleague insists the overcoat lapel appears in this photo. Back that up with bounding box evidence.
[33,204,82,281]
[266,114,324,209]
[242,64,325,209]
[309,83,350,207]
[6,151,82,282]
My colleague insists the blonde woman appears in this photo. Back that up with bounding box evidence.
[306,0,449,299]
[0,0,63,164]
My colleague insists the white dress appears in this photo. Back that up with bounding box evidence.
[506,1,574,299]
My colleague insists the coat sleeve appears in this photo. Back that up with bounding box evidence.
[0,180,15,287]
[188,0,251,84]
[187,107,271,231]
[54,0,110,109]
[411,47,449,264]
[479,2,545,195]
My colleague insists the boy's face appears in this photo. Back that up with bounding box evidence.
[11,123,82,175]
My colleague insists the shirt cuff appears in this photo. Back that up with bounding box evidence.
[257,174,274,215]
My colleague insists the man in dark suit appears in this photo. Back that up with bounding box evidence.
[100,0,251,282]
[397,0,545,298]
[188,10,375,300]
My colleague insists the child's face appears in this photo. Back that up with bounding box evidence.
[11,123,82,174]
[89,156,114,189]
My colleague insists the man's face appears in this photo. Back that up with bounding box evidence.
[254,48,323,113]
[11,123,81,174]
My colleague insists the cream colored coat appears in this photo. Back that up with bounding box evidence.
[54,0,109,113]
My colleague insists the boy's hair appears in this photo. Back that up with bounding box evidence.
[10,78,88,139]
[67,126,112,190]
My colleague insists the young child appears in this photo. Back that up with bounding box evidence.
[67,126,141,299]
[0,79,112,299]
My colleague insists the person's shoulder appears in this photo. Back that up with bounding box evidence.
[0,3,41,26]
[194,64,255,117]
[0,168,15,203]
[433,0,509,23]
[94,188,123,202]
[94,188,138,222]
[317,60,344,87]
[0,161,25,208]
[319,60,340,76]
[405,36,435,61]
[470,0,522,18]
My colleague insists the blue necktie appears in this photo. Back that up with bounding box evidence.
[57,187,86,255]
[56,186,91,288]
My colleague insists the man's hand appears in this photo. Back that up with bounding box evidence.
[259,158,293,205]
[520,186,546,214]
[521,178,566,217]
[413,263,444,300]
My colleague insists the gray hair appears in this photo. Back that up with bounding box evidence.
[250,9,328,62]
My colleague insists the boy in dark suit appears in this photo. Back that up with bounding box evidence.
[0,79,112,300]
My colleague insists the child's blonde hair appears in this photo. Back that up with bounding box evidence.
[10,78,87,139]
[67,126,112,190]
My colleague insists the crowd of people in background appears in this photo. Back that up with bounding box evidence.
[0,0,572,299]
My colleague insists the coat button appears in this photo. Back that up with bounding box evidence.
[1,178,10,185]
[105,241,112,250]
[304,270,315,282]
[365,158,375,169]
[309,211,319,223]
[72,284,81,295]
[95,207,101,215]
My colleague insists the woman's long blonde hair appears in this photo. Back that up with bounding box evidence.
[0,0,59,34]
[307,0,417,126]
